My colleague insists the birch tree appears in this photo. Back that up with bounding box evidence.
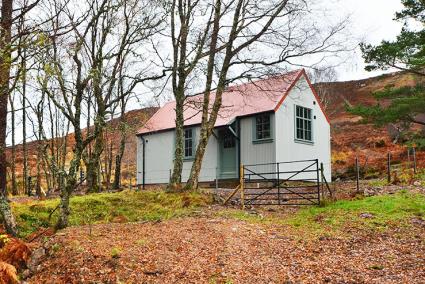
[37,0,164,229]
[166,0,348,190]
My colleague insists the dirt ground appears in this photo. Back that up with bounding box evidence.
[27,214,425,284]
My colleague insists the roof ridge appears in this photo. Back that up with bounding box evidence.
[137,69,306,135]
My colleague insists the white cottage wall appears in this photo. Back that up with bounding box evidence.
[274,75,332,181]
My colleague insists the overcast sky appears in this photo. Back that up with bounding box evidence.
[331,0,404,80]
[5,0,407,146]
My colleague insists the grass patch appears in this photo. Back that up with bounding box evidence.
[285,191,424,233]
[220,191,425,238]
[10,190,212,237]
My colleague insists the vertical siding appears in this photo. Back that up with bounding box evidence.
[137,126,219,184]
[275,75,332,181]
[181,127,219,182]
[137,75,331,185]
[240,115,276,179]
[138,131,175,184]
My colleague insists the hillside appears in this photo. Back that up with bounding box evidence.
[317,71,425,178]
[5,107,158,193]
[5,71,425,193]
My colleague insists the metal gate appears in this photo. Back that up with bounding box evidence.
[242,159,322,206]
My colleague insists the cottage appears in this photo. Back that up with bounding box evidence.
[136,69,331,186]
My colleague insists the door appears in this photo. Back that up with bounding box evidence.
[219,129,237,179]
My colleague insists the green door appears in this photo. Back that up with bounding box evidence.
[219,129,237,179]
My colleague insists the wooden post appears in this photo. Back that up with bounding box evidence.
[413,148,417,174]
[215,167,218,190]
[240,164,245,210]
[320,162,324,197]
[407,148,411,167]
[355,156,360,193]
[387,152,391,184]
[277,163,280,205]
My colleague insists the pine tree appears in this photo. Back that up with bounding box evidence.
[349,0,425,145]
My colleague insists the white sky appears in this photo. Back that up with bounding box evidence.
[331,0,404,80]
[5,0,407,146]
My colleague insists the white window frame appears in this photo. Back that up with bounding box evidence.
[294,105,313,143]
[253,113,273,143]
[184,128,195,159]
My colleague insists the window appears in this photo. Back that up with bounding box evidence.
[295,105,313,142]
[223,132,236,148]
[255,114,271,140]
[184,128,194,158]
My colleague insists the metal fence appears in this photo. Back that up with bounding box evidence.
[241,159,328,206]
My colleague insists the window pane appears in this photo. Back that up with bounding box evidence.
[184,129,193,157]
[256,114,271,139]
[306,131,311,141]
[295,105,313,142]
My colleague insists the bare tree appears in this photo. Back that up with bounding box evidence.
[8,93,18,195]
[308,66,339,112]
[168,0,216,189]
[0,0,18,236]
[36,0,164,229]
[165,0,348,190]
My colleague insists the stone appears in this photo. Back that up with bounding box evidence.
[359,213,374,219]
[21,269,31,279]
[411,217,425,227]
[27,247,46,272]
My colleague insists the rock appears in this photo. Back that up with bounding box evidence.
[27,247,46,272]
[411,217,425,227]
[364,187,380,197]
[112,215,128,223]
[21,269,31,279]
[359,213,374,219]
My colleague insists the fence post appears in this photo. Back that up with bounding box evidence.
[413,147,417,174]
[240,164,245,210]
[407,148,411,166]
[387,152,391,183]
[277,163,280,205]
[316,159,320,205]
[215,167,218,190]
[80,169,84,184]
[320,162,324,196]
[355,155,360,193]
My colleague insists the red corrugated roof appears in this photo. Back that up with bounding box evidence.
[138,69,313,135]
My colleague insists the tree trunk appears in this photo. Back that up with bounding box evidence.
[185,1,221,190]
[113,154,122,189]
[105,140,113,191]
[113,129,126,190]
[22,77,28,195]
[55,181,72,230]
[36,115,43,198]
[0,195,17,237]
[86,128,104,193]
[9,95,17,195]
[55,147,81,230]
[185,125,210,190]
[113,94,128,190]
[0,0,18,236]
[169,96,184,189]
